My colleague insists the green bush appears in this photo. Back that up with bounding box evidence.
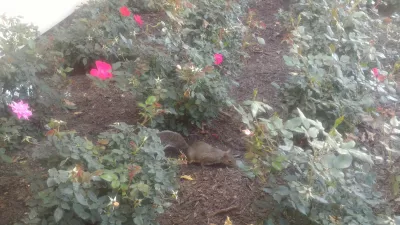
[47,0,252,134]
[0,15,61,115]
[236,100,397,224]
[24,123,178,225]
[0,15,63,160]
[233,0,400,223]
[274,0,394,131]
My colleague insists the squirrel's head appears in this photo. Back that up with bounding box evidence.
[221,149,236,167]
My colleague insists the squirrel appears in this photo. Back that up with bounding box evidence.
[157,130,236,168]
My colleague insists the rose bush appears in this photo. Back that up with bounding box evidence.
[233,0,400,224]
[23,123,178,225]
[45,0,258,134]
[274,0,398,132]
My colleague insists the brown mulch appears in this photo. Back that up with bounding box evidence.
[158,166,271,225]
[0,0,292,224]
[50,75,139,137]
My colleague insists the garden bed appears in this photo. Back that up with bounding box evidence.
[0,0,294,224]
[3,0,399,224]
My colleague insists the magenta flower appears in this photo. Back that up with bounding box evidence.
[90,61,113,80]
[214,53,223,65]
[372,68,380,78]
[371,67,386,82]
[134,15,143,27]
[120,6,131,17]
[9,101,32,120]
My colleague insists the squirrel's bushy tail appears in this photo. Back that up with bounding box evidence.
[157,130,190,154]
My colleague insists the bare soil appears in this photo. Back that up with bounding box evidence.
[0,0,297,224]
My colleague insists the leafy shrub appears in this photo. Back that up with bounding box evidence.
[236,100,397,224]
[0,117,24,162]
[24,123,178,225]
[274,0,395,131]
[127,0,166,12]
[0,15,60,159]
[47,0,255,134]
[0,15,61,116]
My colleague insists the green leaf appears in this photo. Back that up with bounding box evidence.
[84,140,94,150]
[333,154,352,169]
[111,180,120,189]
[112,62,122,70]
[272,161,282,171]
[332,116,344,130]
[61,187,73,196]
[257,37,266,45]
[284,117,302,131]
[236,160,256,179]
[61,202,70,210]
[145,96,157,105]
[308,127,319,138]
[321,154,335,168]
[73,203,90,220]
[243,100,272,119]
[54,207,64,222]
[74,192,88,206]
[348,149,373,164]
[275,185,289,196]
[137,183,149,196]
[65,67,74,72]
[341,141,356,149]
[101,173,118,182]
[297,109,310,129]
[271,116,283,130]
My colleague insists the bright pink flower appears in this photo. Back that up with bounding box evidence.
[134,15,143,27]
[371,67,386,82]
[90,61,113,80]
[214,53,223,65]
[372,68,380,78]
[9,101,32,120]
[120,6,131,17]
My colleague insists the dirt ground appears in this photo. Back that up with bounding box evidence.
[0,0,294,224]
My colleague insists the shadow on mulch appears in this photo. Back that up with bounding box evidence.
[50,75,139,137]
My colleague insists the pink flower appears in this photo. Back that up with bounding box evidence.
[214,53,223,65]
[372,68,380,78]
[9,101,32,120]
[90,61,113,80]
[371,67,386,82]
[134,15,143,27]
[120,6,131,17]
[242,129,252,136]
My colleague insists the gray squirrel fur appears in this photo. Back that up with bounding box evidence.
[157,130,236,167]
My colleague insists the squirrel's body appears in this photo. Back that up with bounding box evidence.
[157,130,236,167]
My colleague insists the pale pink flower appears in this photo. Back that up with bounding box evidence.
[214,53,223,65]
[134,15,143,27]
[90,61,113,80]
[242,129,252,136]
[119,6,131,17]
[9,101,32,120]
